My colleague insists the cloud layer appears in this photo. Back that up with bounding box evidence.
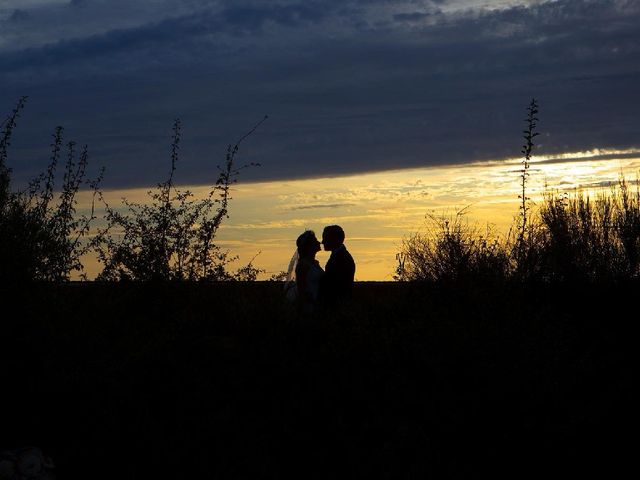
[2,0,639,187]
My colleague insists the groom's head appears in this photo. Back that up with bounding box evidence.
[322,225,345,251]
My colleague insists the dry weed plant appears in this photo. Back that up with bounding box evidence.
[95,116,268,281]
[1,98,103,281]
[396,99,640,283]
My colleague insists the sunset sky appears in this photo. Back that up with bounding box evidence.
[2,0,639,279]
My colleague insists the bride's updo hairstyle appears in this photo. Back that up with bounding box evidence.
[296,230,317,257]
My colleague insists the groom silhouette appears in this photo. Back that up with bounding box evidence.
[319,225,356,306]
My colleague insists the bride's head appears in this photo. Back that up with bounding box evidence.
[296,230,321,259]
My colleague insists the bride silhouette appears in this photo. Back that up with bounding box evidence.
[285,230,324,312]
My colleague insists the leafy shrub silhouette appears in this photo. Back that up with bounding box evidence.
[0,98,102,281]
[396,99,640,283]
[537,181,640,281]
[95,117,267,281]
[395,210,510,283]
[614,177,640,275]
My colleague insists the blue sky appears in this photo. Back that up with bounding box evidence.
[2,0,639,188]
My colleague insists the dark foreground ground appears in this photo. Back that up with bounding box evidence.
[1,281,634,478]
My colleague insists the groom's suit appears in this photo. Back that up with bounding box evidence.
[320,244,356,305]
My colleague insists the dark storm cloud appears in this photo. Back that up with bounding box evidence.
[220,3,330,29]
[1,0,639,188]
[0,2,331,71]
[0,13,213,70]
[8,9,30,23]
[393,12,432,21]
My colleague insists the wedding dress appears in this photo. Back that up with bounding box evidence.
[284,253,324,309]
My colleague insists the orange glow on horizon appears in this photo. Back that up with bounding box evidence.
[75,149,640,281]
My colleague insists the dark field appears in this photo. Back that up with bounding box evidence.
[1,282,634,478]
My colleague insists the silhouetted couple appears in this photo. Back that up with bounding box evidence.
[285,225,356,313]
